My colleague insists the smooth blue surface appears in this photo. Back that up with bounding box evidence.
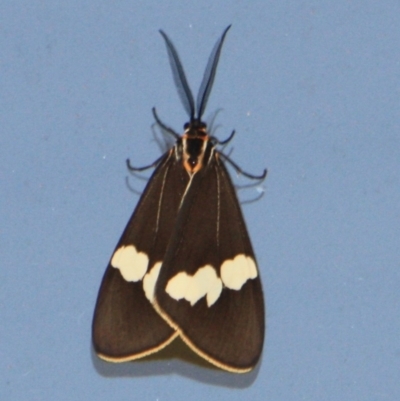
[1,1,399,400]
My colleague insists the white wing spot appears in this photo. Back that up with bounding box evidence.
[111,245,149,282]
[166,265,222,307]
[206,276,223,307]
[165,255,257,306]
[220,254,258,290]
[143,262,162,302]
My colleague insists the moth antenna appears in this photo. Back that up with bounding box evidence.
[196,25,231,119]
[159,30,195,121]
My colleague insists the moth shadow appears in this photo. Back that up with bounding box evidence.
[91,337,261,388]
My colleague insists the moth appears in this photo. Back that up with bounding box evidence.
[92,25,266,373]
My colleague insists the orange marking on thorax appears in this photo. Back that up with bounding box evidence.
[182,132,209,174]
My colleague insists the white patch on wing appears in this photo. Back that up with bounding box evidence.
[220,254,258,290]
[111,245,149,282]
[206,276,223,307]
[166,265,222,307]
[143,262,162,302]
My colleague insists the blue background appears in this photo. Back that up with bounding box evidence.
[1,1,399,400]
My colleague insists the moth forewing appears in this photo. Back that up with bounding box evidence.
[92,151,188,361]
[154,153,264,372]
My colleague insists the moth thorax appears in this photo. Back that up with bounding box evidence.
[182,135,209,174]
